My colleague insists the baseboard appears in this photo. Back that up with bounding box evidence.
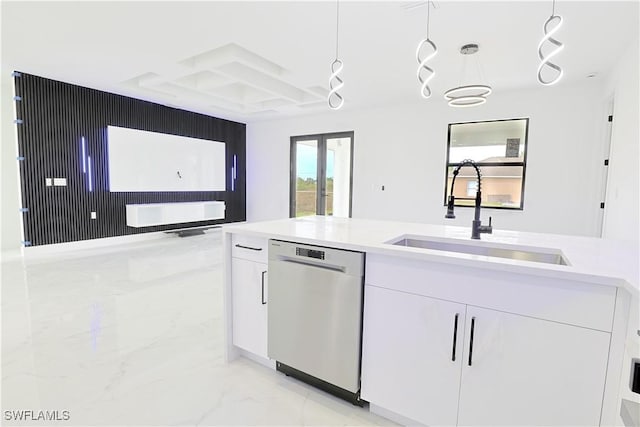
[0,248,23,263]
[369,403,424,426]
[237,348,276,370]
[21,228,221,261]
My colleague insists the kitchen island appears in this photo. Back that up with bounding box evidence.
[223,216,638,426]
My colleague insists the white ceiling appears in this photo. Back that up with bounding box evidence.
[2,1,638,123]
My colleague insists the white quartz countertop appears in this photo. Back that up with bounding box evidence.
[224,216,639,295]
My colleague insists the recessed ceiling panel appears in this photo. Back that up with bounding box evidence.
[251,98,295,109]
[180,43,285,76]
[214,61,310,103]
[174,71,231,91]
[209,82,275,104]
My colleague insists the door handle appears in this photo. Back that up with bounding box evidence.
[451,313,459,362]
[468,317,476,366]
[278,257,346,273]
[261,271,267,305]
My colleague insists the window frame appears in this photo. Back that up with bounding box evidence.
[443,117,530,211]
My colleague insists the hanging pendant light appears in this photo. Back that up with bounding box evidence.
[328,0,344,110]
[444,43,492,107]
[537,0,564,85]
[416,1,437,99]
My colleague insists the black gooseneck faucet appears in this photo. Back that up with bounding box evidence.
[445,159,493,239]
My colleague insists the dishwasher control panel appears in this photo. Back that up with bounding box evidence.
[296,247,325,260]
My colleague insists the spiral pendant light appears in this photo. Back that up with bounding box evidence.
[416,2,437,99]
[328,0,344,110]
[537,0,564,85]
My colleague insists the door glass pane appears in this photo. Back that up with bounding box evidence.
[325,137,351,217]
[295,140,318,217]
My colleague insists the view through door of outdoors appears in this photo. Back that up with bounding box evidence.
[290,132,353,218]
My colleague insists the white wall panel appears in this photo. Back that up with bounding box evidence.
[108,126,226,192]
[602,39,639,242]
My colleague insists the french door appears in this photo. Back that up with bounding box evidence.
[290,131,354,218]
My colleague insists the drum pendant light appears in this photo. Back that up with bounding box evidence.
[444,44,492,107]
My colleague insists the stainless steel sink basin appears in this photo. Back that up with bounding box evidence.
[389,236,569,266]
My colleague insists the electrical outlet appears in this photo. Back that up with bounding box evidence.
[45,178,52,186]
[53,177,67,186]
[91,211,97,220]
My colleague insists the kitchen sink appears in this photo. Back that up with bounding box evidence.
[388,235,569,266]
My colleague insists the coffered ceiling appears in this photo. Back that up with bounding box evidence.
[1,1,638,123]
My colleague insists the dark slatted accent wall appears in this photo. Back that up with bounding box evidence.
[13,72,246,246]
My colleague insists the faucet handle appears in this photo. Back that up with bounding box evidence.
[483,216,493,234]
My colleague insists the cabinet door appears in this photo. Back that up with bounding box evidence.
[361,285,466,426]
[231,258,268,358]
[457,306,610,426]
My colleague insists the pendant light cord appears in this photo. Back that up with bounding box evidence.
[552,0,556,16]
[426,1,431,39]
[335,0,340,59]
[458,54,467,87]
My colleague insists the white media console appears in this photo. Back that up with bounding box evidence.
[126,201,225,227]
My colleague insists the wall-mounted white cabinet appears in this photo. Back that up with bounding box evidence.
[107,126,226,192]
[125,201,225,227]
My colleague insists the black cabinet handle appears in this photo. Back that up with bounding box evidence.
[468,317,476,366]
[452,313,459,361]
[261,271,267,305]
[235,244,263,251]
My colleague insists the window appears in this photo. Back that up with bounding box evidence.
[444,118,529,210]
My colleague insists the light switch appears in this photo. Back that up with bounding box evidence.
[45,178,52,186]
[91,211,97,220]
[53,177,67,186]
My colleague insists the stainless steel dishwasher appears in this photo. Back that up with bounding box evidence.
[267,239,365,405]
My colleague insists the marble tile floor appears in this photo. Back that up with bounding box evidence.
[1,231,394,426]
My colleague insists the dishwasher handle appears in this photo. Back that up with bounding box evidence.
[277,256,347,273]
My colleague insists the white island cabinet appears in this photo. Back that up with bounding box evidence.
[362,254,617,426]
[229,234,269,360]
[223,216,637,426]
[361,285,466,426]
[456,306,609,426]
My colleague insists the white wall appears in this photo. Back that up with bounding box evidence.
[600,39,640,426]
[1,65,22,255]
[247,82,608,237]
[602,39,640,243]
